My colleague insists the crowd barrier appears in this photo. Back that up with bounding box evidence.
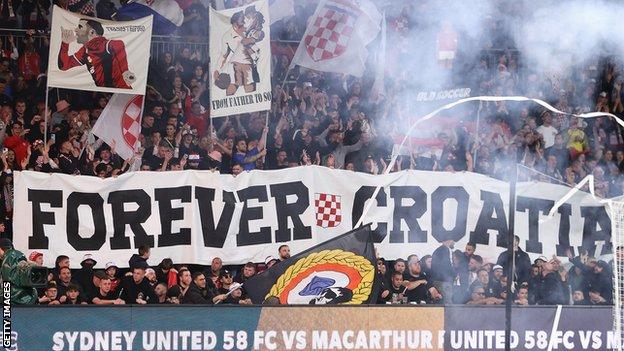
[6,305,617,350]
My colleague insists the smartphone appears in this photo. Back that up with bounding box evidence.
[51,134,56,142]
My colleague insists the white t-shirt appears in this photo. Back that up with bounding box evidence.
[537,125,558,148]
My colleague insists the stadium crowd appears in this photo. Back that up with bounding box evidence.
[5,238,617,306]
[1,0,624,305]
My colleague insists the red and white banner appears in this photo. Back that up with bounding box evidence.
[91,93,144,160]
[291,0,381,77]
[47,5,153,94]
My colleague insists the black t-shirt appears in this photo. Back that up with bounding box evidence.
[63,294,88,305]
[120,276,156,304]
[402,271,432,303]
[92,290,116,303]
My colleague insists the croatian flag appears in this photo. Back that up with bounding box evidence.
[116,0,184,35]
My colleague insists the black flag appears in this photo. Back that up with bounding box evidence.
[245,224,379,304]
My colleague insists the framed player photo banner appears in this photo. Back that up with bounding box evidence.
[209,0,272,118]
[47,6,153,95]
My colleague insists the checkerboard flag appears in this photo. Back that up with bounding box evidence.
[315,193,342,228]
[291,0,381,77]
[91,93,143,160]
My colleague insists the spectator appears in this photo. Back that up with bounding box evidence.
[119,262,156,304]
[278,245,290,261]
[496,235,531,284]
[128,245,150,269]
[514,285,529,305]
[403,256,441,304]
[92,277,124,305]
[204,257,223,288]
[467,254,483,287]
[168,268,192,304]
[28,251,43,266]
[154,283,171,304]
[156,258,177,287]
[464,242,477,259]
[533,259,566,305]
[181,272,213,304]
[55,266,79,299]
[39,282,61,305]
[572,289,588,305]
[63,284,88,305]
[431,239,455,302]
[234,262,256,284]
[104,262,121,293]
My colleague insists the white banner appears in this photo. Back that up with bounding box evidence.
[47,5,153,94]
[13,167,611,268]
[209,0,272,117]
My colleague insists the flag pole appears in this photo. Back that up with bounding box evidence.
[504,163,518,351]
[43,86,50,145]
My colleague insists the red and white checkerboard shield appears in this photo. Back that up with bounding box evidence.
[120,95,143,149]
[315,193,342,228]
[304,2,357,62]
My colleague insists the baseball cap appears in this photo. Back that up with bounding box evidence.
[105,261,118,270]
[265,256,278,266]
[29,251,43,262]
[220,269,232,278]
[146,268,156,275]
[534,256,547,263]
[493,264,503,271]
[600,91,608,98]
[81,254,97,266]
[303,82,312,88]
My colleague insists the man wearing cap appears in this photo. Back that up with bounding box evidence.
[213,270,236,304]
[105,262,121,293]
[63,283,88,305]
[39,282,61,305]
[120,261,156,304]
[265,256,278,269]
[490,265,505,297]
[28,251,43,266]
[75,254,97,297]
[0,238,38,304]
